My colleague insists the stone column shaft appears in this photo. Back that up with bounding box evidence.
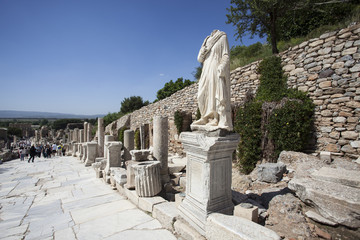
[98,118,104,157]
[153,116,169,183]
[124,130,134,161]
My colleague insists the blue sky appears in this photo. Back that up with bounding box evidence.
[0,0,263,115]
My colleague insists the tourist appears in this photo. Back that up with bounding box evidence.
[46,146,52,158]
[62,146,66,156]
[28,145,36,163]
[19,147,25,161]
[57,144,63,156]
[52,143,57,157]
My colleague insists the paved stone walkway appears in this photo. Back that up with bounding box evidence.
[0,156,177,240]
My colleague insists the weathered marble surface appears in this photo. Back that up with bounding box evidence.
[0,156,176,240]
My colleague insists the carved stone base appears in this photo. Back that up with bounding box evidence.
[85,142,97,167]
[178,131,239,235]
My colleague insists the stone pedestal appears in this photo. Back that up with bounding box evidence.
[153,116,169,183]
[72,143,77,157]
[124,130,134,161]
[104,135,115,159]
[104,141,122,175]
[133,161,162,197]
[125,160,140,189]
[178,131,239,235]
[85,142,98,167]
[97,118,104,157]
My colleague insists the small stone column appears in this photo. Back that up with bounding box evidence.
[84,122,88,143]
[104,135,115,159]
[104,141,122,175]
[178,131,239,235]
[72,143,77,157]
[87,123,92,142]
[69,130,73,143]
[85,142,98,167]
[124,130,134,162]
[140,125,145,149]
[97,118,104,157]
[153,116,169,183]
[133,161,162,197]
[79,129,84,143]
[73,128,79,142]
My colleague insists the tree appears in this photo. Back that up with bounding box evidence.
[156,77,194,101]
[7,127,22,137]
[192,65,203,81]
[226,0,299,54]
[52,119,82,130]
[120,96,149,114]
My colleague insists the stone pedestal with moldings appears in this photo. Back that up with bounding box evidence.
[178,131,239,235]
[85,142,98,167]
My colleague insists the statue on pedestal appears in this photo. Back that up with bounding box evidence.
[192,30,233,131]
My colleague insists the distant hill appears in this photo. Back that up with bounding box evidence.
[0,110,104,119]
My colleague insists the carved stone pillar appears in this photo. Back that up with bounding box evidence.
[85,142,98,167]
[178,131,239,235]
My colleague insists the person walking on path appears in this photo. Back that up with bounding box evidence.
[28,145,36,163]
[19,147,25,161]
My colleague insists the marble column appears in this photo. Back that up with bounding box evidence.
[124,130,134,162]
[87,123,92,142]
[178,131,239,235]
[79,129,84,143]
[84,122,88,142]
[97,118,104,157]
[73,128,79,142]
[153,116,169,183]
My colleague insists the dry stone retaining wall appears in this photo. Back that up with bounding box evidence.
[106,24,360,159]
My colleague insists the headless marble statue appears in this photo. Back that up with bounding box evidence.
[192,30,233,131]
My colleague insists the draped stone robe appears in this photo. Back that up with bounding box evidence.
[194,30,233,131]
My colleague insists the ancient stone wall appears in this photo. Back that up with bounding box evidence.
[106,24,360,158]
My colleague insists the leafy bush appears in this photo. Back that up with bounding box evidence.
[134,129,140,150]
[120,96,149,114]
[174,110,183,135]
[7,127,23,137]
[103,112,123,127]
[234,56,314,173]
[118,126,129,143]
[234,101,262,174]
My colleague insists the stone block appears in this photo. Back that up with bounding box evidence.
[305,210,337,226]
[130,149,151,161]
[175,192,186,207]
[138,196,166,212]
[174,218,206,240]
[312,167,360,188]
[288,177,360,228]
[124,188,139,206]
[111,167,127,187]
[125,160,141,189]
[319,151,331,163]
[168,163,185,174]
[179,176,187,190]
[205,213,281,240]
[234,203,258,223]
[153,202,179,231]
[257,163,286,183]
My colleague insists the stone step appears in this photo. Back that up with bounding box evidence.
[288,177,360,228]
[311,167,360,188]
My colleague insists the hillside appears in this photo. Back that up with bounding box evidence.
[0,110,103,119]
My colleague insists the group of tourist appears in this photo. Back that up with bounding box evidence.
[18,143,66,163]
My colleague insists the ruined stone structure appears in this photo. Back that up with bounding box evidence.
[105,24,360,159]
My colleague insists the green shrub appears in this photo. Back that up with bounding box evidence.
[234,101,263,174]
[174,110,183,135]
[118,126,129,143]
[234,56,314,173]
[196,108,201,120]
[256,56,288,102]
[134,129,140,150]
